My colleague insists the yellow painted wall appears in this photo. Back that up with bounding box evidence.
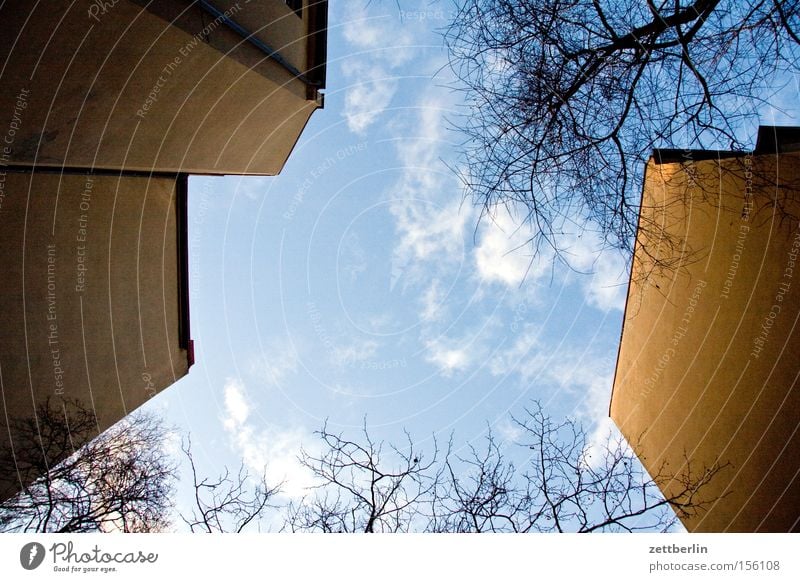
[0,171,189,500]
[0,0,320,175]
[611,150,800,531]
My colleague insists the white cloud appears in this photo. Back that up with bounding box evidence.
[339,2,415,134]
[233,176,272,201]
[473,209,628,311]
[250,342,299,387]
[342,62,400,135]
[340,3,415,63]
[565,352,630,469]
[487,325,626,469]
[419,280,445,322]
[391,197,470,264]
[422,314,502,378]
[381,95,491,378]
[365,312,396,334]
[388,96,473,289]
[329,337,379,368]
[424,338,470,377]
[474,210,543,287]
[223,379,251,429]
[488,323,543,381]
[394,99,450,174]
[558,232,628,312]
[488,326,618,447]
[220,379,315,498]
[495,417,525,444]
[339,231,368,283]
[342,10,385,50]
[585,252,628,312]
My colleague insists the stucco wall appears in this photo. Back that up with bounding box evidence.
[0,0,319,175]
[611,150,800,532]
[0,170,188,500]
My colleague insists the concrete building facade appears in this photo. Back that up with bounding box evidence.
[0,0,326,174]
[0,169,190,500]
[0,1,327,500]
[610,127,800,532]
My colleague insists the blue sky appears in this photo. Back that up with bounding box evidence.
[142,0,799,525]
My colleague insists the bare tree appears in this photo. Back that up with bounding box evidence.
[283,405,725,533]
[429,430,522,532]
[283,420,441,532]
[445,0,800,260]
[0,398,176,532]
[0,400,723,533]
[433,402,726,532]
[180,436,282,532]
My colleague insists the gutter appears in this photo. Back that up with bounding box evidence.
[194,0,324,98]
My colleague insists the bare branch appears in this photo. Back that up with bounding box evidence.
[0,398,176,533]
[445,0,800,267]
[179,436,282,533]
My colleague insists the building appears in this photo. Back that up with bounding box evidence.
[0,0,327,501]
[610,126,800,532]
[0,170,190,500]
[0,0,326,175]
